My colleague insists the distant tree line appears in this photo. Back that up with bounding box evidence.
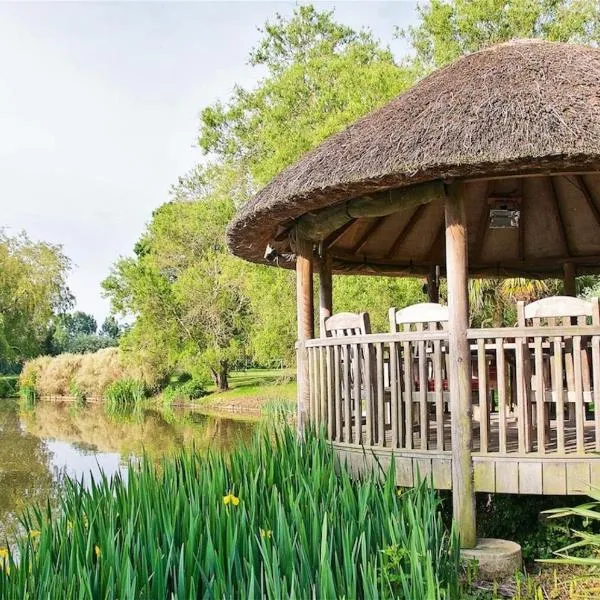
[102,1,600,390]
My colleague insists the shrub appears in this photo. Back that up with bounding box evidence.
[104,378,147,415]
[542,487,600,565]
[160,379,207,404]
[473,493,582,561]
[0,428,461,598]
[0,376,18,398]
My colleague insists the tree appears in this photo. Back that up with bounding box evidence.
[0,231,72,369]
[401,0,600,72]
[49,311,122,355]
[103,164,252,391]
[199,4,415,186]
[100,316,123,339]
[198,4,424,348]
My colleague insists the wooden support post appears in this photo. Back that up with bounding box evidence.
[296,236,314,436]
[319,250,333,336]
[445,188,477,549]
[563,262,576,297]
[427,265,440,303]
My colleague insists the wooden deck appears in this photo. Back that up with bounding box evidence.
[334,413,600,494]
[304,317,600,495]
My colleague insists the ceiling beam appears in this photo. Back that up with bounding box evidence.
[549,176,573,257]
[385,204,427,259]
[576,175,600,230]
[351,216,388,255]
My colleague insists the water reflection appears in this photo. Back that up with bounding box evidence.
[0,399,257,540]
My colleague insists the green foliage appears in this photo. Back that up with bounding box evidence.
[50,311,121,355]
[543,486,600,565]
[0,428,461,598]
[68,379,87,408]
[199,5,414,186]
[160,378,208,404]
[474,493,582,561]
[18,384,37,410]
[402,0,600,72]
[103,378,147,416]
[0,230,72,365]
[103,164,252,391]
[0,376,18,398]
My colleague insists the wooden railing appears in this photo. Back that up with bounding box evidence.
[303,326,600,456]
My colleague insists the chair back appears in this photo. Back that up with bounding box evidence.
[322,312,371,338]
[389,302,449,333]
[517,296,600,327]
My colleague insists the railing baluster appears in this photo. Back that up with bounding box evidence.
[553,337,565,454]
[573,333,585,453]
[477,338,488,453]
[343,344,351,443]
[496,337,507,454]
[334,344,342,442]
[319,347,327,431]
[534,335,545,454]
[364,343,373,446]
[416,323,428,450]
[352,343,361,445]
[403,337,413,450]
[326,346,334,440]
[308,348,318,427]
[390,341,400,448]
[376,343,385,446]
[433,337,444,451]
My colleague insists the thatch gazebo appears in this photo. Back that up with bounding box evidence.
[228,40,600,551]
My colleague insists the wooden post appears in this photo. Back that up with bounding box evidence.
[427,265,440,303]
[445,188,477,549]
[563,262,576,297]
[296,236,314,435]
[319,250,333,336]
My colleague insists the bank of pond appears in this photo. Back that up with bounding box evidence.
[0,398,598,598]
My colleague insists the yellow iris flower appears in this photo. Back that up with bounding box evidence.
[223,492,240,506]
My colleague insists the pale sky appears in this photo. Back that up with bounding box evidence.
[0,1,418,323]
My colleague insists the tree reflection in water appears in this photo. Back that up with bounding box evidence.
[0,399,256,540]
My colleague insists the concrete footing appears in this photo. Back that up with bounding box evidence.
[460,538,522,580]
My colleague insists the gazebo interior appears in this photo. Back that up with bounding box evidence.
[227,39,600,549]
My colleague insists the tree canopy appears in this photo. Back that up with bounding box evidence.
[105,1,600,386]
[0,231,72,371]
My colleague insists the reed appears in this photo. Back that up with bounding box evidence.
[0,427,461,599]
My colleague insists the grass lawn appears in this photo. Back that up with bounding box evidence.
[199,367,296,413]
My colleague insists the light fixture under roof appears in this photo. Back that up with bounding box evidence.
[489,199,520,229]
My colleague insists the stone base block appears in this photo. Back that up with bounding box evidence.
[460,538,522,580]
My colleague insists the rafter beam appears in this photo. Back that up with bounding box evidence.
[549,177,572,257]
[576,175,600,230]
[351,217,387,255]
[385,204,427,259]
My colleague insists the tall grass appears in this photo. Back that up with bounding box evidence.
[103,378,146,416]
[0,427,460,599]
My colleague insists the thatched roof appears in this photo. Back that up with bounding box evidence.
[227,39,600,278]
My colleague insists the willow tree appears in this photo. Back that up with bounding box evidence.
[0,231,72,370]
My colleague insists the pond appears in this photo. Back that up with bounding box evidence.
[0,398,257,541]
